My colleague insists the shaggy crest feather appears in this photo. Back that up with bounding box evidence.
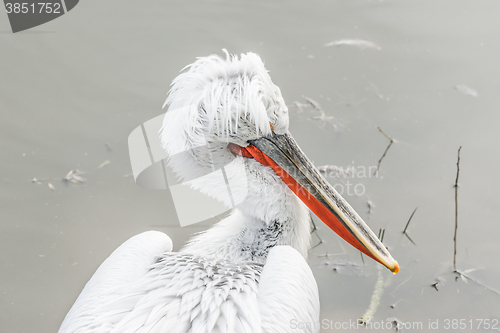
[162,50,288,151]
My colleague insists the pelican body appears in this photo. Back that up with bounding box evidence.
[59,51,398,333]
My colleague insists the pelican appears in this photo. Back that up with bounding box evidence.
[59,51,398,333]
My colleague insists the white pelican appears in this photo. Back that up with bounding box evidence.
[59,51,399,333]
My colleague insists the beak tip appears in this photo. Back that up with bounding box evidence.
[390,261,400,274]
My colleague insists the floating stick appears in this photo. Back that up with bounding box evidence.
[374,126,394,175]
[453,146,461,271]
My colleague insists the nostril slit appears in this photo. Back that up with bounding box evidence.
[227,143,241,157]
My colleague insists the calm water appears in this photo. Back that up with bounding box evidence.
[2,0,500,332]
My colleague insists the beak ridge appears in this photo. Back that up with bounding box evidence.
[231,132,399,273]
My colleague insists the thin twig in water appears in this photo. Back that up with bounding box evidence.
[446,148,498,299]
[404,233,416,246]
[453,146,462,271]
[377,228,386,244]
[376,126,394,142]
[309,214,323,250]
[373,126,394,176]
[374,142,393,175]
[402,207,417,245]
[403,207,417,234]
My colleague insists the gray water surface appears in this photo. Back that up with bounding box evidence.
[2,1,500,332]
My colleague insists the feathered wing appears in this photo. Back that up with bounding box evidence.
[106,254,264,333]
[258,246,320,333]
[59,235,318,333]
[59,231,264,333]
[58,231,173,333]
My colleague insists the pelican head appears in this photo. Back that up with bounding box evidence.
[161,50,399,273]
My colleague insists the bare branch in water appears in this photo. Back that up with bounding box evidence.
[404,233,416,246]
[373,126,394,176]
[403,207,417,233]
[402,207,418,246]
[377,228,386,243]
[376,126,394,143]
[454,146,462,271]
[448,148,497,298]
[309,213,323,250]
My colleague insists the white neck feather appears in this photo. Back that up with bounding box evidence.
[180,195,311,263]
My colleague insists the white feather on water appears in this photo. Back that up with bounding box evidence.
[454,85,479,97]
[324,39,381,50]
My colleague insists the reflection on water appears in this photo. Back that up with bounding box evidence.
[2,0,500,332]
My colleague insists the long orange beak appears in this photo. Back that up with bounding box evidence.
[229,132,399,274]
